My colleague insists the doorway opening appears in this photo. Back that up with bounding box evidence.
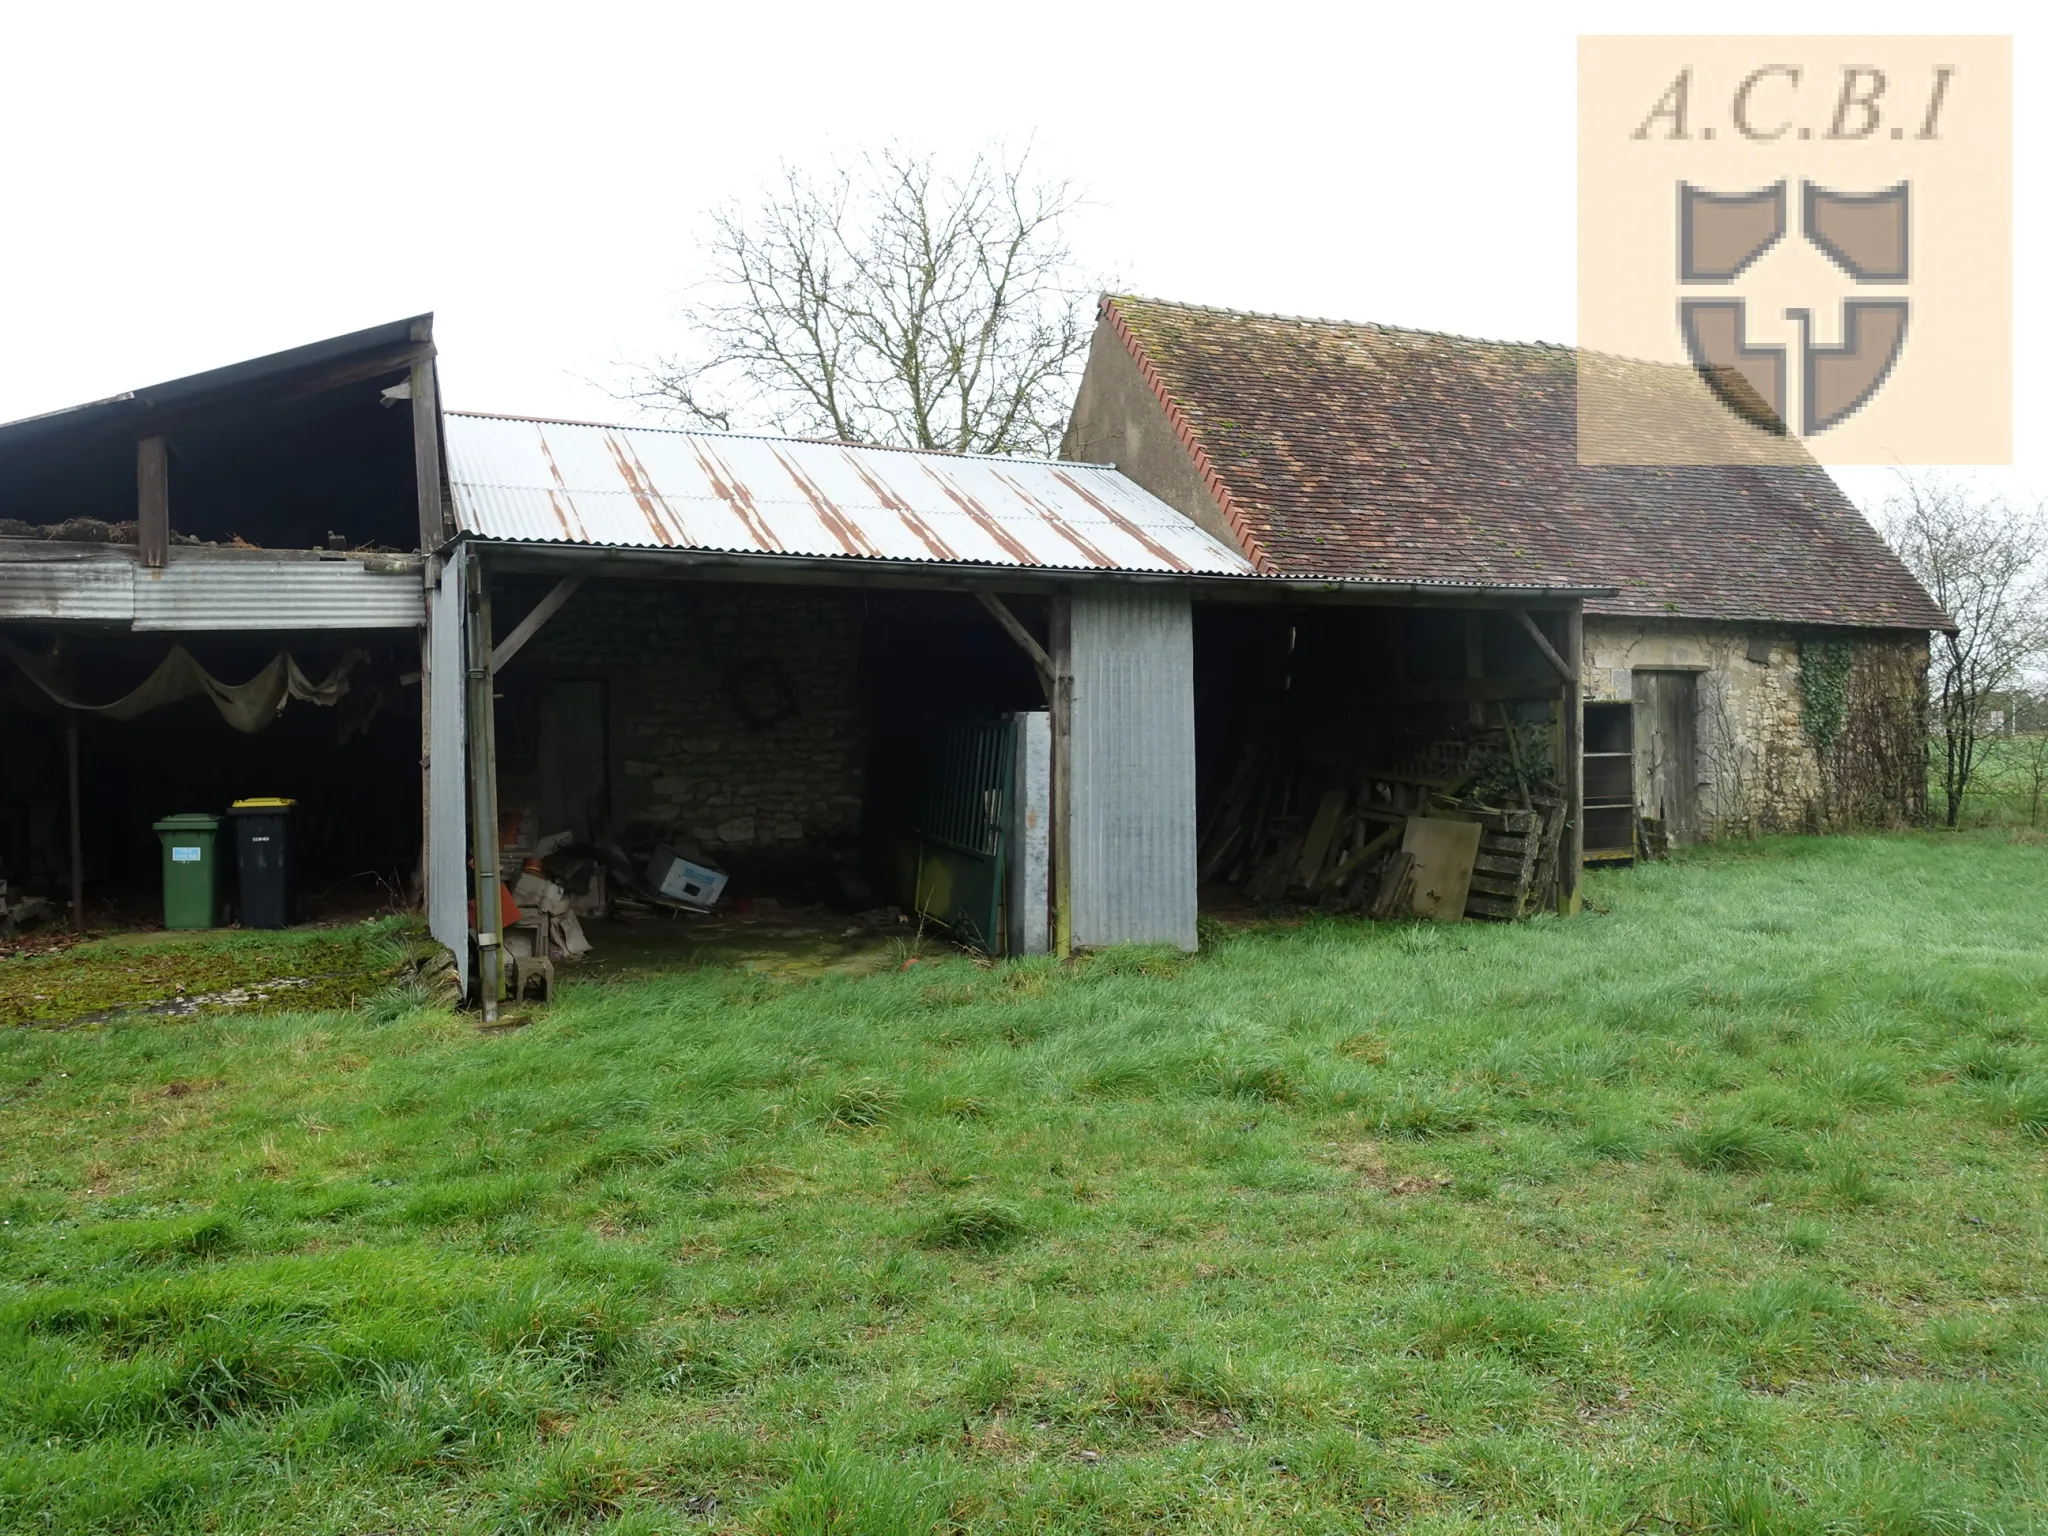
[1632,668,1702,845]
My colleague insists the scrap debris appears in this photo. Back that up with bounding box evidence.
[0,880,54,940]
[485,830,733,963]
[1198,726,1566,921]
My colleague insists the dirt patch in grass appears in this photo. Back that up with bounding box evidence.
[1326,1139,1453,1194]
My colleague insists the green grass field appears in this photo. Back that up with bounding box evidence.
[3,834,2045,1534]
[1945,735,2048,830]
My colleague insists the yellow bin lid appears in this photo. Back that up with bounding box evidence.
[231,797,298,808]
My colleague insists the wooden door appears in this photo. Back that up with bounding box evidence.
[539,680,608,842]
[1632,670,1700,843]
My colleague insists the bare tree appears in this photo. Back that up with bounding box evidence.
[1877,475,2048,827]
[634,147,1096,456]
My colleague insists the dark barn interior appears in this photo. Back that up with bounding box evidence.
[0,629,423,925]
[1192,599,1577,918]
[0,318,435,932]
[484,571,1049,946]
[0,325,424,552]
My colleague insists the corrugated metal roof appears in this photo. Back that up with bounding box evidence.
[443,413,1254,577]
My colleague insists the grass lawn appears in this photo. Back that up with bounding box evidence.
[3,834,2045,1534]
[1942,735,2048,831]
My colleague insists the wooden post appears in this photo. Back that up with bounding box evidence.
[463,550,505,1017]
[1049,591,1074,958]
[1559,603,1584,915]
[65,715,83,931]
[410,358,447,553]
[1465,611,1485,724]
[416,553,438,914]
[137,436,168,569]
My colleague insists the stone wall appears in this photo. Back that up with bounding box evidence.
[1581,618,1928,835]
[511,581,866,855]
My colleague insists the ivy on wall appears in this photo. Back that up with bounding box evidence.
[1799,636,1856,753]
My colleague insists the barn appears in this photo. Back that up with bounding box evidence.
[1062,296,1950,860]
[5,313,1654,1011]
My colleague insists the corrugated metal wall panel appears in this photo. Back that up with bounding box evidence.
[0,552,135,620]
[1069,587,1198,951]
[1007,709,1051,957]
[133,559,425,630]
[426,549,470,995]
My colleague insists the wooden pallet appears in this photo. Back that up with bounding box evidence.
[1462,806,1548,921]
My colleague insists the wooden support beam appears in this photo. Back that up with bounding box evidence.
[410,357,447,552]
[1514,607,1574,682]
[463,551,505,1019]
[257,342,434,412]
[137,436,168,569]
[65,715,83,931]
[491,575,583,672]
[975,591,1054,698]
[1376,676,1563,705]
[1465,611,1485,724]
[1049,592,1074,959]
[1559,603,1585,916]
[1513,607,1575,683]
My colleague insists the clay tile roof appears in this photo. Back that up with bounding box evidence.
[1104,295,1948,629]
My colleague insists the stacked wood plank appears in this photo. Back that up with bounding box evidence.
[1199,744,1476,910]
[1198,734,1566,922]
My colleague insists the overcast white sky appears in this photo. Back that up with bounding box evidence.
[0,1,2036,510]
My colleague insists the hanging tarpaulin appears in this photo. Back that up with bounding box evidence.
[0,637,366,733]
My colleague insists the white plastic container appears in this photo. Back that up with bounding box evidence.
[647,847,728,907]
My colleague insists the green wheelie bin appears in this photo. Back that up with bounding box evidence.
[152,813,223,929]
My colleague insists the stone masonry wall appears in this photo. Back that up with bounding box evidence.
[517,582,865,854]
[1582,618,1928,836]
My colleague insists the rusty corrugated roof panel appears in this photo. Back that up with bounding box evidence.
[442,413,1255,577]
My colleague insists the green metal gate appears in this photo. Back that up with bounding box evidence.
[911,717,1015,952]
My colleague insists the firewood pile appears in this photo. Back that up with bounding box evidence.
[1198,726,1566,920]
